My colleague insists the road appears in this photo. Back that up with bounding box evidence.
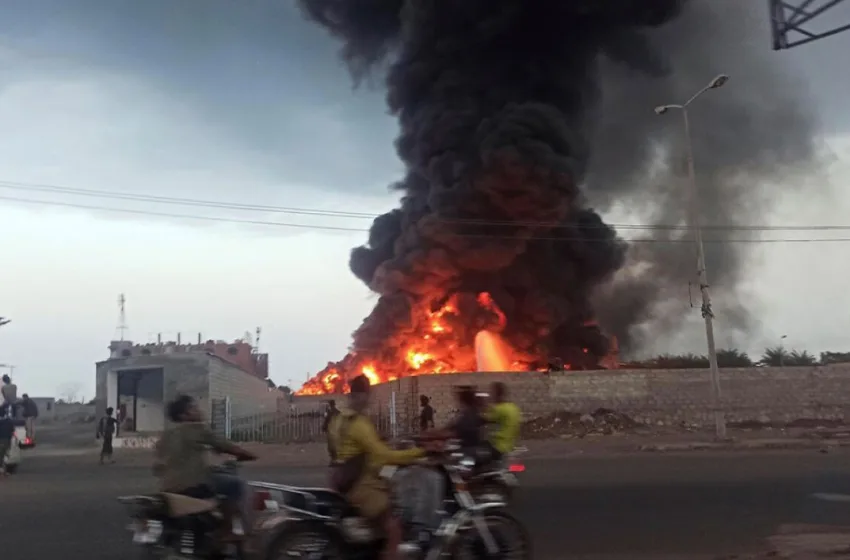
[6,447,850,560]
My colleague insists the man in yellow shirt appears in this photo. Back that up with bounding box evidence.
[483,382,521,461]
[329,375,436,560]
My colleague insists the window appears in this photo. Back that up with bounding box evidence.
[121,349,132,357]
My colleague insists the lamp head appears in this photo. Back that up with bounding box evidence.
[654,105,669,115]
[709,74,729,89]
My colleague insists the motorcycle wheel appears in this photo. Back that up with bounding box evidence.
[448,510,532,560]
[264,522,344,560]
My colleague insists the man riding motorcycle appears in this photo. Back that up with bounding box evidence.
[329,375,442,560]
[153,394,257,540]
[482,382,521,464]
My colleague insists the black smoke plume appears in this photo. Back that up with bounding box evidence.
[296,0,818,390]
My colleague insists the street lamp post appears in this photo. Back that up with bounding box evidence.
[655,74,730,440]
[779,334,788,367]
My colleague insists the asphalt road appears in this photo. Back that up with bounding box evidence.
[6,448,850,560]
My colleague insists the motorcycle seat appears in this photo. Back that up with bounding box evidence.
[161,493,219,517]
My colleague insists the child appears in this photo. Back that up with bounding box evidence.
[0,404,14,476]
[96,407,119,465]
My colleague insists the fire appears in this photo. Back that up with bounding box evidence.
[296,291,514,395]
[295,290,615,395]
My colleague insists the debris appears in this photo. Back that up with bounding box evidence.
[522,408,641,439]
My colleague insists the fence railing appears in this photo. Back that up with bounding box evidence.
[214,393,403,444]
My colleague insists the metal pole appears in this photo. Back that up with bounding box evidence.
[681,108,726,440]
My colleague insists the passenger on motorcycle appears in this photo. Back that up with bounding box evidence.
[329,375,441,560]
[482,382,521,462]
[423,385,485,454]
[153,395,257,539]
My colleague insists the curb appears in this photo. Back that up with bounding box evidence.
[638,438,850,453]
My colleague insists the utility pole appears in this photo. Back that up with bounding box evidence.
[655,74,730,440]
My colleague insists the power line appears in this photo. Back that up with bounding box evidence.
[0,178,847,233]
[0,195,365,232]
[0,180,376,219]
[3,193,850,244]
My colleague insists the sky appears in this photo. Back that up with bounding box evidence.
[1,0,850,399]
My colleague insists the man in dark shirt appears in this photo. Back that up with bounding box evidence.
[419,395,435,432]
[20,394,38,440]
[0,404,14,476]
[97,407,119,465]
[426,386,484,452]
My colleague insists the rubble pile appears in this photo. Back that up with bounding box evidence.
[521,408,642,440]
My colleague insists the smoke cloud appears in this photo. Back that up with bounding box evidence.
[296,0,819,388]
[587,0,818,353]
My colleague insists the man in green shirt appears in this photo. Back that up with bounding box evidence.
[153,395,256,539]
[329,375,441,560]
[483,382,521,461]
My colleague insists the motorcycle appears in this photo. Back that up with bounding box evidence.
[468,446,527,504]
[259,443,532,559]
[118,459,251,559]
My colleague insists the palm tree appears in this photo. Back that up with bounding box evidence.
[786,350,817,366]
[716,348,754,367]
[650,353,709,369]
[760,346,790,367]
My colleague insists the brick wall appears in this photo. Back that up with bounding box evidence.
[293,365,850,428]
[207,355,281,418]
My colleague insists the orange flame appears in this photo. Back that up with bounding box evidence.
[295,291,613,395]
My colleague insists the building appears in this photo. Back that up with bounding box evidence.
[29,397,56,421]
[95,339,279,434]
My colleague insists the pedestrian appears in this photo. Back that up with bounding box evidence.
[0,404,13,477]
[419,395,435,432]
[1,374,17,418]
[20,394,38,441]
[322,399,340,465]
[96,406,119,465]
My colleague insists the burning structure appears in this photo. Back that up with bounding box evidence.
[295,0,818,395]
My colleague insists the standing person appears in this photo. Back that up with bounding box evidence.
[0,404,14,477]
[1,374,17,418]
[419,395,435,432]
[322,399,340,465]
[20,394,38,441]
[96,407,119,465]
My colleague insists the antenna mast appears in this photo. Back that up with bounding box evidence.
[117,293,128,341]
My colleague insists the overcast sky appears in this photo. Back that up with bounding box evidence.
[2,0,850,399]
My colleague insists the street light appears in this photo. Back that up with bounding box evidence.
[779,335,788,367]
[654,74,730,440]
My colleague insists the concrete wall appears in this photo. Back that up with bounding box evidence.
[294,365,850,428]
[207,356,280,419]
[30,397,56,421]
[97,354,214,426]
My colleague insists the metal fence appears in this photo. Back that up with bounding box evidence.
[211,393,403,443]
